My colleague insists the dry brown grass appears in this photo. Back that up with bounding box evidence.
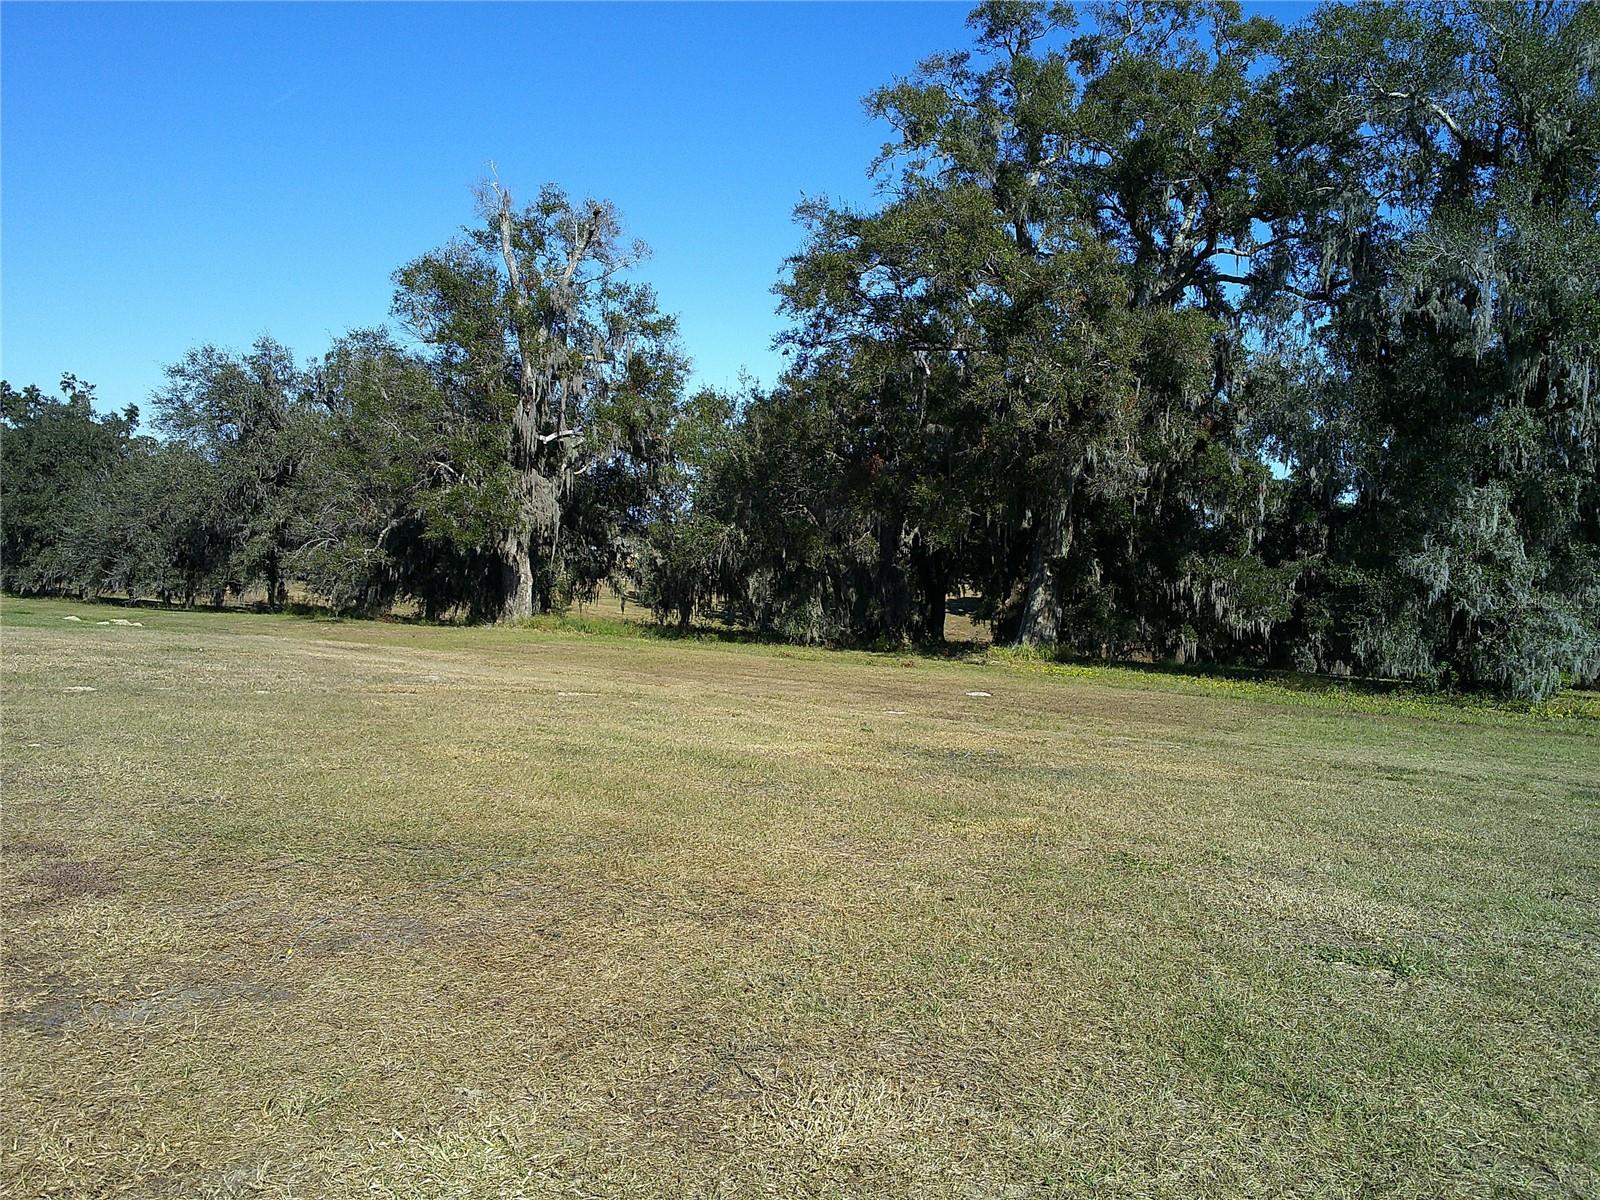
[2,596,1597,1198]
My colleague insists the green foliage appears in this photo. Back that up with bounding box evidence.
[151,337,318,606]
[0,376,140,597]
[761,0,1299,655]
[1266,0,1600,698]
[4,1,1594,701]
[393,181,689,619]
[3,187,691,625]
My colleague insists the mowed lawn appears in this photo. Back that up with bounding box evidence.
[2,599,1597,1199]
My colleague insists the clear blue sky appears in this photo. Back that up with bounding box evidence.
[2,1,1310,417]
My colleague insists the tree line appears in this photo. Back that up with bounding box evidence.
[4,1,1596,700]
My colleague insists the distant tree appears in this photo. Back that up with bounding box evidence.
[70,439,232,607]
[152,337,317,606]
[0,375,139,597]
[296,329,509,618]
[393,180,688,619]
[633,388,740,632]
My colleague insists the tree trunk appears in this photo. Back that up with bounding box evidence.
[913,542,949,645]
[924,585,947,645]
[1017,473,1075,647]
[498,529,534,622]
[869,511,907,640]
[493,186,560,626]
[265,559,287,610]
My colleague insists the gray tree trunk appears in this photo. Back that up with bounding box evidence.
[1017,473,1075,647]
[488,181,594,626]
[497,400,542,621]
[498,528,535,622]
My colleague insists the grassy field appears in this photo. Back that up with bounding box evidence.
[2,596,1597,1199]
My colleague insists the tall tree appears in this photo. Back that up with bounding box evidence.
[152,337,315,606]
[393,181,687,620]
[782,0,1283,648]
[1269,0,1600,697]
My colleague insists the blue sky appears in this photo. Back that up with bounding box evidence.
[2,1,1310,417]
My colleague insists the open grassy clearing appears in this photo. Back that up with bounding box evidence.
[2,597,1597,1198]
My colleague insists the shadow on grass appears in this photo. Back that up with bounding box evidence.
[511,609,990,654]
[1027,649,1412,696]
[995,645,1598,723]
[515,606,1003,663]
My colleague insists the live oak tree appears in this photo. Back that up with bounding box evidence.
[393,180,687,620]
[152,337,316,607]
[782,0,1281,648]
[0,376,139,597]
[296,329,511,619]
[633,387,741,633]
[0,375,234,607]
[1266,0,1600,697]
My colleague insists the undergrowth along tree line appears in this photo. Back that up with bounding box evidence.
[3,1,1596,700]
